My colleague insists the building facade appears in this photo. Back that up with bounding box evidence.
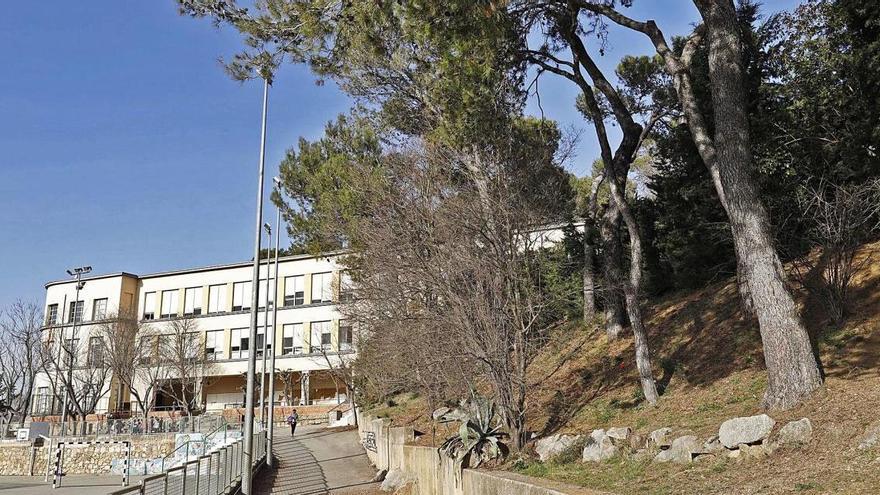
[32,252,353,418]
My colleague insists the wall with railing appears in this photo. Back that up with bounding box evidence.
[108,429,266,495]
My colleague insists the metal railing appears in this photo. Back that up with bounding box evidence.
[109,429,267,495]
[158,420,241,472]
[42,415,227,439]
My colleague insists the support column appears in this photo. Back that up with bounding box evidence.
[300,372,310,406]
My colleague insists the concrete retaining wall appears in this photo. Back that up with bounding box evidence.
[358,413,573,495]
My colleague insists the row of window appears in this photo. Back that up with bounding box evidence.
[141,272,336,320]
[204,320,353,361]
[50,320,354,369]
[50,336,106,368]
[45,299,108,325]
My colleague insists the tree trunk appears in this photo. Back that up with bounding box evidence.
[605,163,660,405]
[582,221,597,321]
[697,0,822,409]
[600,207,626,339]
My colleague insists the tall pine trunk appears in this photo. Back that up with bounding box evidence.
[582,221,597,321]
[605,164,659,405]
[600,207,627,339]
[698,0,822,409]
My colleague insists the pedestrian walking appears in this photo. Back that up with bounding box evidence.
[286,409,299,437]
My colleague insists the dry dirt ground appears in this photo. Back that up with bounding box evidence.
[368,241,880,494]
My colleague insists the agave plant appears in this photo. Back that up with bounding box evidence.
[438,396,508,468]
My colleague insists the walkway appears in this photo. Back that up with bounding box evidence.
[0,474,144,494]
[254,425,379,495]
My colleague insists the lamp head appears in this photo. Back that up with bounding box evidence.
[66,266,92,277]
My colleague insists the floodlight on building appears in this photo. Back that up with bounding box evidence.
[60,265,91,436]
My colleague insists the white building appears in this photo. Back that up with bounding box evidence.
[32,252,353,419]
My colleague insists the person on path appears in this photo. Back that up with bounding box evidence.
[287,409,299,437]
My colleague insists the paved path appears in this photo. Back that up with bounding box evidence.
[0,475,144,494]
[255,426,379,495]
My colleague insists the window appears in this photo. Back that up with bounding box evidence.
[92,298,108,321]
[160,290,179,318]
[310,272,333,304]
[184,287,203,316]
[139,336,156,365]
[339,320,354,351]
[257,279,274,309]
[63,338,79,367]
[310,320,332,353]
[281,323,304,355]
[156,335,170,363]
[284,276,305,306]
[208,285,226,314]
[339,271,354,303]
[68,301,84,324]
[184,332,200,362]
[205,330,224,360]
[255,327,272,357]
[230,328,249,359]
[143,292,156,320]
[87,336,104,367]
[46,304,59,325]
[232,281,252,311]
[34,387,50,415]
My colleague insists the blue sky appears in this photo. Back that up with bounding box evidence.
[0,1,800,308]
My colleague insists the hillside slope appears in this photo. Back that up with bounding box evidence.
[369,241,880,494]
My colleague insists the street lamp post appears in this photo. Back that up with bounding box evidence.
[61,266,91,436]
[266,176,282,467]
[242,77,269,495]
[259,223,272,428]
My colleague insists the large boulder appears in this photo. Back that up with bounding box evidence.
[535,434,583,462]
[859,422,880,450]
[582,429,617,462]
[776,418,813,448]
[718,414,776,448]
[654,435,702,463]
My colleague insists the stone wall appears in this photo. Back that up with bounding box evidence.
[0,436,175,476]
[358,413,575,495]
[0,445,35,476]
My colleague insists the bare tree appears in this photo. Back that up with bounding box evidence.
[346,146,565,450]
[794,178,880,323]
[0,301,41,430]
[99,311,169,418]
[37,328,111,430]
[160,317,216,417]
[275,369,298,406]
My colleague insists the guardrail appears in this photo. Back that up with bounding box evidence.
[40,415,228,440]
[108,430,267,495]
